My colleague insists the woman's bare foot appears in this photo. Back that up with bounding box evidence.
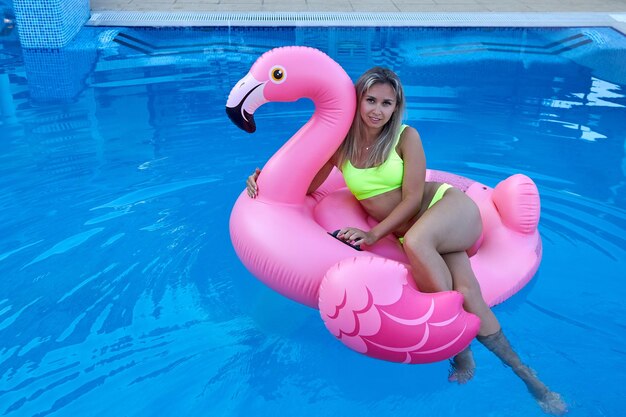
[537,390,568,415]
[516,365,568,415]
[477,329,568,415]
[448,346,475,384]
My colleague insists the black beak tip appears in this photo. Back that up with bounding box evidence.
[226,105,256,133]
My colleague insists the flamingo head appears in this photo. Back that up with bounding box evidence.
[226,46,354,133]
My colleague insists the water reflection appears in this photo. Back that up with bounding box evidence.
[1,0,14,37]
[20,29,99,102]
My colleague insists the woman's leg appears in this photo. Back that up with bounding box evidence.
[403,188,486,383]
[444,251,566,414]
[442,251,500,336]
[403,190,567,414]
[441,250,499,383]
[478,330,567,414]
[402,188,481,293]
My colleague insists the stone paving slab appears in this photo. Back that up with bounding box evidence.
[91,0,626,13]
[88,0,626,34]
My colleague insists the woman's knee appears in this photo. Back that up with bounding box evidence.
[403,227,436,261]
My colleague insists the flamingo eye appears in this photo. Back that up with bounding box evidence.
[269,66,287,84]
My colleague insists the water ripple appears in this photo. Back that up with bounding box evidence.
[24,229,105,268]
[1,25,625,417]
[0,298,41,332]
[92,177,220,209]
[540,190,626,259]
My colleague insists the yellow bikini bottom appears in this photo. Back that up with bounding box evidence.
[428,183,453,209]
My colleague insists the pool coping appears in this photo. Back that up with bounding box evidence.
[87,11,626,35]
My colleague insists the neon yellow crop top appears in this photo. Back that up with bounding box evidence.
[342,125,407,200]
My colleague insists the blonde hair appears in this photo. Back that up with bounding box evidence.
[337,66,406,169]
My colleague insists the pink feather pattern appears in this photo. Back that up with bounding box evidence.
[319,257,481,364]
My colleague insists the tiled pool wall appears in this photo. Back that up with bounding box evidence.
[2,0,94,101]
[12,0,89,48]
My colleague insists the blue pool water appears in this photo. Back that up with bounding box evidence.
[1,25,625,417]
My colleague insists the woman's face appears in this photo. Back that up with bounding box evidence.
[359,82,397,132]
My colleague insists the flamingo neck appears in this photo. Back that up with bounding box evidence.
[258,97,354,205]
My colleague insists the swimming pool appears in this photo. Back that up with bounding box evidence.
[1,25,625,417]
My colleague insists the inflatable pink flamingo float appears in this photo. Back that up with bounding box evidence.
[226,46,542,364]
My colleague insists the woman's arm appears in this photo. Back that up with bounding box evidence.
[340,127,426,245]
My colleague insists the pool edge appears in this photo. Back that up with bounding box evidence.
[86,11,626,35]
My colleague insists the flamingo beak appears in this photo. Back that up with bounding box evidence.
[226,73,267,134]
[226,102,256,133]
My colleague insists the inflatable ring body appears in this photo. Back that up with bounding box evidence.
[226,46,541,364]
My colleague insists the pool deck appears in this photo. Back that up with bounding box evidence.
[88,0,626,32]
[91,0,626,13]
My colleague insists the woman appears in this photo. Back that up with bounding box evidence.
[247,67,566,415]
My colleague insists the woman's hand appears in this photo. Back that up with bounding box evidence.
[337,227,378,247]
[246,168,261,198]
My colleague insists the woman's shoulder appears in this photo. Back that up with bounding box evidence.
[400,123,419,134]
[399,124,422,144]
[396,124,424,160]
